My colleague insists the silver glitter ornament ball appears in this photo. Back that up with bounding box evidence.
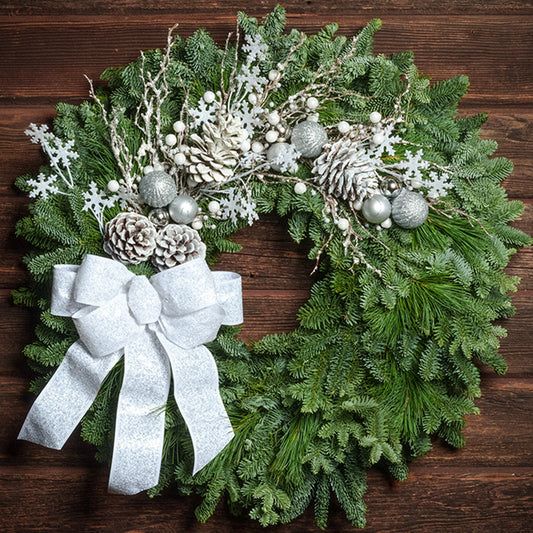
[391,189,429,229]
[290,120,328,158]
[361,194,392,224]
[148,207,170,227]
[266,142,291,172]
[168,194,199,225]
[138,170,176,208]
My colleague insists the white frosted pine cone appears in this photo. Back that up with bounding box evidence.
[183,115,248,184]
[103,212,157,265]
[313,138,380,203]
[152,224,206,271]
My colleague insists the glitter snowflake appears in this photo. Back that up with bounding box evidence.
[239,149,266,169]
[424,170,454,198]
[369,124,402,158]
[397,149,431,181]
[229,35,269,136]
[48,138,78,169]
[25,123,52,145]
[83,182,116,232]
[27,173,59,200]
[235,64,268,95]
[241,33,268,63]
[25,123,78,188]
[190,99,219,127]
[233,101,264,135]
[270,144,300,173]
[219,187,258,226]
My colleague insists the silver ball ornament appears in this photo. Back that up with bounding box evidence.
[290,120,328,158]
[361,194,392,224]
[138,170,176,207]
[168,194,199,225]
[148,207,170,227]
[266,142,292,172]
[391,189,429,229]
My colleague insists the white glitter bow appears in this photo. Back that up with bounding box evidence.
[18,254,242,495]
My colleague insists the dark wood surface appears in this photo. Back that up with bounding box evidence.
[1,2,532,531]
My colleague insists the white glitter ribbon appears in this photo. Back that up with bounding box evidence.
[18,254,242,495]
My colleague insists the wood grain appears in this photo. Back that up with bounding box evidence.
[1,17,532,106]
[1,0,533,16]
[1,3,531,532]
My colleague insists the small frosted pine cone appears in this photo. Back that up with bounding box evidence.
[152,224,206,271]
[103,212,157,265]
[313,138,380,203]
[183,115,248,184]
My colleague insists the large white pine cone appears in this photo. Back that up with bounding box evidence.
[152,224,206,271]
[103,212,157,265]
[184,115,248,184]
[312,138,380,203]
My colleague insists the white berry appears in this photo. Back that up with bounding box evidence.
[208,200,220,214]
[107,180,120,193]
[294,182,307,195]
[306,96,319,110]
[192,220,203,230]
[265,130,279,143]
[153,162,164,171]
[203,91,216,103]
[252,141,264,153]
[267,111,280,125]
[268,70,278,81]
[338,121,351,134]
[372,132,385,145]
[353,200,363,211]
[248,93,258,105]
[174,152,187,166]
[336,218,350,231]
[144,165,154,174]
[381,218,392,229]
[173,120,186,133]
[165,133,177,147]
[240,139,251,152]
[307,113,319,122]
[369,111,382,124]
[411,179,423,189]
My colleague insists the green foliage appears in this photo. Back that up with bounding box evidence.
[14,6,530,531]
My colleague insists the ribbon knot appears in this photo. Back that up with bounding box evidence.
[19,254,243,495]
[128,275,162,325]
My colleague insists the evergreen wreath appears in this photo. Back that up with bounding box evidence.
[14,6,531,529]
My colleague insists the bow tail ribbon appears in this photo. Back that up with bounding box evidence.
[109,328,170,495]
[157,333,234,475]
[18,341,122,450]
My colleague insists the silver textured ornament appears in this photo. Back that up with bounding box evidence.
[361,194,392,224]
[290,120,328,158]
[391,189,429,229]
[148,207,170,227]
[138,170,176,207]
[266,142,291,172]
[168,194,198,225]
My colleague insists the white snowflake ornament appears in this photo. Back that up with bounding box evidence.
[27,173,59,200]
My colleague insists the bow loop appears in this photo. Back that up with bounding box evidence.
[151,259,218,316]
[75,254,133,306]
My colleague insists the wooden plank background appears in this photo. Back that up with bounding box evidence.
[1,1,532,531]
